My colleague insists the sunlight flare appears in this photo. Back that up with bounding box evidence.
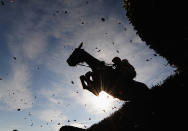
[92,91,115,112]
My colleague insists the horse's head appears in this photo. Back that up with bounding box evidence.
[67,42,84,66]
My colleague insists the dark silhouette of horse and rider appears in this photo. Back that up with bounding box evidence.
[60,43,151,131]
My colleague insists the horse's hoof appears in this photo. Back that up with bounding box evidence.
[59,126,85,131]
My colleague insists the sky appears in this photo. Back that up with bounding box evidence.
[0,0,176,131]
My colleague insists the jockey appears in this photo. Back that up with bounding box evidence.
[112,57,136,80]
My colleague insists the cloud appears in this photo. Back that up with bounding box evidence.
[39,83,73,105]
[39,80,124,118]
[22,32,48,60]
[36,109,67,131]
[69,122,87,129]
[75,91,124,115]
[38,109,67,122]
[7,21,48,62]
[0,63,33,110]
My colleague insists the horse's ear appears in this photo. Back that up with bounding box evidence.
[78,42,83,49]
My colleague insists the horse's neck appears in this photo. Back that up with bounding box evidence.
[82,50,101,71]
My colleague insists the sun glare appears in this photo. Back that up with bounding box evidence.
[93,91,116,111]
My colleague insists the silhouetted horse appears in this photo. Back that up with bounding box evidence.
[67,43,150,102]
[61,43,151,131]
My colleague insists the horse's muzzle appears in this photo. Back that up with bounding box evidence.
[66,58,74,66]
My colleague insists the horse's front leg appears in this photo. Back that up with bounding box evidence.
[80,71,93,89]
[80,75,88,90]
[80,71,100,96]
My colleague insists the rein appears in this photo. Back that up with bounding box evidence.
[77,63,114,68]
[77,63,90,67]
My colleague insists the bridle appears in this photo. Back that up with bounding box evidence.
[77,63,90,67]
[77,63,115,68]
